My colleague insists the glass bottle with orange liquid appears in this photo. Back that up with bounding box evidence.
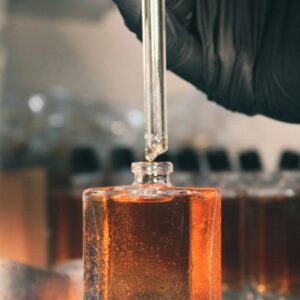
[206,149,246,297]
[83,161,221,299]
[246,150,300,299]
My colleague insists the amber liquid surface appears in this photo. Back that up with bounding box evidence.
[247,194,300,296]
[84,186,221,300]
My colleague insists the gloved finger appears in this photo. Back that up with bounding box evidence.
[166,0,194,30]
[254,0,300,123]
[166,10,206,90]
[113,0,206,91]
[113,0,141,34]
[113,0,195,34]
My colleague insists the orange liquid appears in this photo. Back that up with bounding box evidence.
[247,195,300,296]
[51,189,83,264]
[222,195,246,291]
[84,187,221,299]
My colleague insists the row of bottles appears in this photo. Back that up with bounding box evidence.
[246,151,300,300]
[51,146,300,299]
[206,149,300,300]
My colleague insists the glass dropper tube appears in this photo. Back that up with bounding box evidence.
[142,0,168,162]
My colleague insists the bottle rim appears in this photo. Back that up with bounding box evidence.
[131,162,173,175]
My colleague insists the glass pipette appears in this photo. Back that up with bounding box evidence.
[142,0,168,162]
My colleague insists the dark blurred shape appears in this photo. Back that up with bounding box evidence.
[279,150,300,171]
[155,152,173,163]
[9,0,112,20]
[0,258,70,300]
[239,150,263,172]
[5,144,47,170]
[206,149,231,172]
[70,146,100,174]
[176,148,200,173]
[111,147,135,171]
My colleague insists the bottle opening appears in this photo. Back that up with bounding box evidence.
[131,162,173,176]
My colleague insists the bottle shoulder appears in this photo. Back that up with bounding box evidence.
[247,171,300,198]
[83,184,220,202]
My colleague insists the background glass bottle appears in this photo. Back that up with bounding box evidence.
[246,150,300,299]
[206,149,246,294]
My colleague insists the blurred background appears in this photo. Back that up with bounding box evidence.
[1,1,300,299]
[3,0,300,169]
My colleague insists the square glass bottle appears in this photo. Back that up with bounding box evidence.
[83,162,221,299]
[246,151,300,299]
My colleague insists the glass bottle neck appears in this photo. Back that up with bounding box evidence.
[133,173,171,185]
[131,162,173,186]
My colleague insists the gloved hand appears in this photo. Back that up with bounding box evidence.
[113,0,300,123]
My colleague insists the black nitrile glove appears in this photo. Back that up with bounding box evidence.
[113,0,300,123]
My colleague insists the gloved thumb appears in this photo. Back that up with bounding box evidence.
[113,0,142,34]
[113,0,206,91]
